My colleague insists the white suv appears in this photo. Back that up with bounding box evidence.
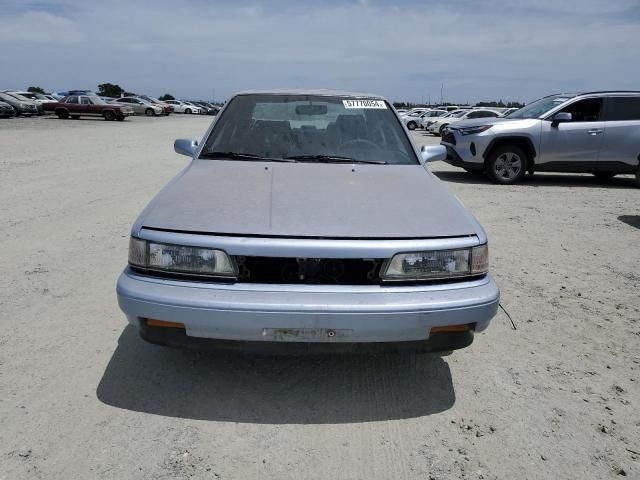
[440,91,640,184]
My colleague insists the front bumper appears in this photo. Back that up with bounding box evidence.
[116,268,499,345]
[443,145,484,172]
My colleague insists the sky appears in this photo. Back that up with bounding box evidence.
[2,0,639,104]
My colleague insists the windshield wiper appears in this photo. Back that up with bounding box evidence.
[284,154,387,164]
[200,151,296,162]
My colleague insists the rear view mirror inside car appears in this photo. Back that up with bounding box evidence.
[295,104,328,115]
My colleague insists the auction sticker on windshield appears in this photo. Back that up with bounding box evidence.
[342,99,387,109]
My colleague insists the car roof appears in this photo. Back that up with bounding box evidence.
[235,89,385,99]
[578,90,640,95]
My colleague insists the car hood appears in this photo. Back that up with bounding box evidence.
[447,117,514,128]
[138,160,479,239]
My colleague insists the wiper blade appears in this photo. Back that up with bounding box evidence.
[284,154,386,164]
[200,151,295,162]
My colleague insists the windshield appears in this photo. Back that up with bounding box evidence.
[507,95,573,119]
[200,94,418,165]
[7,93,30,101]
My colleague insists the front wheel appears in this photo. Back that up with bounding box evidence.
[486,145,528,184]
[437,124,449,137]
[407,121,417,130]
[56,109,69,119]
[184,108,192,114]
[103,110,116,121]
[145,108,154,117]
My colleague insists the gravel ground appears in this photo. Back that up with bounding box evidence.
[1,115,639,480]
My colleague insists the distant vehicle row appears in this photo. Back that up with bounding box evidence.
[1,89,221,120]
[397,106,505,133]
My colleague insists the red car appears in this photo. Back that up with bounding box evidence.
[45,95,134,121]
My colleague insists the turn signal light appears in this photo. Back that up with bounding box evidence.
[145,319,185,329]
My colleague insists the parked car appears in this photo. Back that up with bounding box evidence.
[419,110,449,129]
[434,105,460,112]
[184,101,205,114]
[192,102,219,115]
[163,100,201,114]
[45,94,134,120]
[138,95,174,115]
[0,92,39,116]
[400,108,429,118]
[116,89,499,354]
[109,97,163,116]
[500,107,519,117]
[395,109,408,114]
[403,109,448,130]
[440,91,640,184]
[426,109,501,136]
[0,100,15,118]
[10,91,56,109]
[53,90,96,99]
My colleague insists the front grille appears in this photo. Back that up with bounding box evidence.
[442,131,456,145]
[237,256,384,285]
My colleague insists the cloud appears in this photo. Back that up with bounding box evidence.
[1,0,639,103]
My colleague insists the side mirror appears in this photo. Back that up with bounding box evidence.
[551,112,572,127]
[174,138,198,157]
[421,145,447,163]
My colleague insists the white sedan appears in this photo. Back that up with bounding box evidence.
[425,109,501,136]
[163,100,201,114]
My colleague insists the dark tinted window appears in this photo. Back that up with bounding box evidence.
[66,96,79,104]
[559,98,602,122]
[605,97,640,121]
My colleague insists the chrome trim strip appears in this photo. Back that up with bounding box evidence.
[137,228,480,259]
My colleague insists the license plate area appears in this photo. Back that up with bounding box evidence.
[262,328,353,342]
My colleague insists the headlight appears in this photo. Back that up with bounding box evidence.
[381,244,488,281]
[458,125,492,136]
[128,237,237,278]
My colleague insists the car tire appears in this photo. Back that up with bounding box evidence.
[71,115,80,120]
[486,144,528,185]
[145,108,154,117]
[103,110,116,121]
[437,124,449,136]
[407,121,417,130]
[185,108,192,114]
[56,109,69,119]
[593,172,616,180]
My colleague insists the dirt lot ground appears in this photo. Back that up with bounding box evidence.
[1,115,639,479]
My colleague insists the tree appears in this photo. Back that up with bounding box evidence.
[475,100,524,108]
[27,86,46,94]
[97,83,125,98]
[159,93,175,101]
